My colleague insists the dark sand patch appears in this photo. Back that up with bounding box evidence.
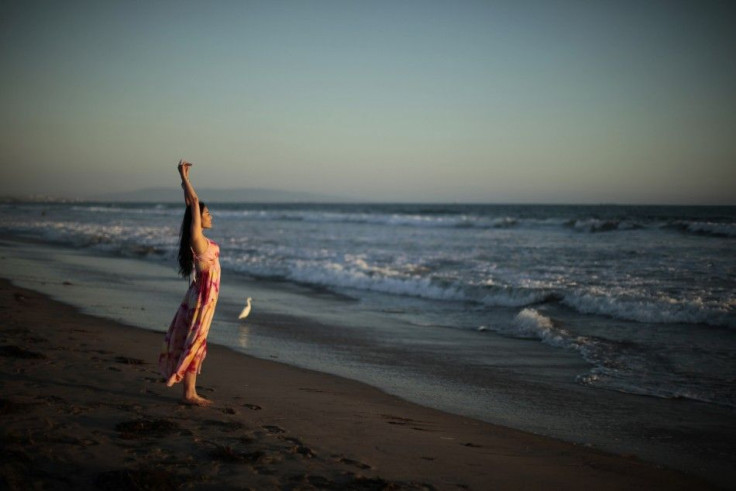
[115,419,181,440]
[0,345,46,359]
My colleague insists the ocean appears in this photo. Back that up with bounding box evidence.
[2,201,735,475]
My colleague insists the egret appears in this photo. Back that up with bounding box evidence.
[238,297,252,320]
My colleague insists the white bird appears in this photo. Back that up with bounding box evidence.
[238,297,253,320]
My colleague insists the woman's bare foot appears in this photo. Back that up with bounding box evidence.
[182,394,212,406]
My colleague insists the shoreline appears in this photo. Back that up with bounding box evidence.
[2,235,736,488]
[0,278,718,490]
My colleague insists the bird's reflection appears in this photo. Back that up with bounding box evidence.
[237,323,250,349]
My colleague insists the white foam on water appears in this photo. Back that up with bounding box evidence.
[3,219,177,257]
[683,221,736,238]
[577,363,736,408]
[487,308,575,350]
[563,289,735,329]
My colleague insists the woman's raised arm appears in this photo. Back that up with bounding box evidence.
[178,160,208,255]
[178,160,197,205]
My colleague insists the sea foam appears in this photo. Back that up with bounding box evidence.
[562,290,735,329]
[486,308,575,350]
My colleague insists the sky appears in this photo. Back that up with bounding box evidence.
[1,0,735,204]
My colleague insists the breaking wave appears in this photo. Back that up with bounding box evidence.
[563,290,735,329]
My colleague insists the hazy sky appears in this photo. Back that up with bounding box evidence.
[1,1,735,204]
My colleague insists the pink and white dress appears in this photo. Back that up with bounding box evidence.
[159,238,221,385]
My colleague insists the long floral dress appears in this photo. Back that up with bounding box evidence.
[159,238,220,385]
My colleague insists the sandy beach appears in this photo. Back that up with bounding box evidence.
[0,277,715,490]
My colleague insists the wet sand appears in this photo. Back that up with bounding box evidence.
[0,278,715,490]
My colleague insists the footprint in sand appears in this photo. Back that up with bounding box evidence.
[239,434,256,444]
[381,414,413,425]
[262,425,285,435]
[203,418,244,431]
[115,418,180,440]
[381,414,433,432]
[282,437,316,458]
[338,457,372,470]
[114,356,145,365]
[36,395,67,405]
[210,445,268,465]
[292,445,315,459]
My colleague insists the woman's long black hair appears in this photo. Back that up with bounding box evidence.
[178,202,206,278]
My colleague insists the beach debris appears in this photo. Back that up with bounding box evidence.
[62,281,73,286]
[238,297,252,320]
[477,325,488,332]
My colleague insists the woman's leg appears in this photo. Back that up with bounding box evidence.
[182,364,212,406]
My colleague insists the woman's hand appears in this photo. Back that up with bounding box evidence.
[178,159,192,180]
[178,158,199,207]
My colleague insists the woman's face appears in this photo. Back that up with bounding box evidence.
[201,207,213,229]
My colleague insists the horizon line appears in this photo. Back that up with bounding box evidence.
[2,195,735,208]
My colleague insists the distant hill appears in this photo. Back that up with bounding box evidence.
[92,187,350,203]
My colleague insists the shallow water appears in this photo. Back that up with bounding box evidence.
[2,202,735,409]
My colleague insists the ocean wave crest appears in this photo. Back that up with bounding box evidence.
[479,286,555,308]
[485,308,577,350]
[566,218,643,233]
[666,221,736,238]
[227,255,467,302]
[562,290,735,329]
[1,219,176,257]
[512,308,571,348]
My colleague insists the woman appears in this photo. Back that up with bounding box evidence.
[159,160,220,406]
